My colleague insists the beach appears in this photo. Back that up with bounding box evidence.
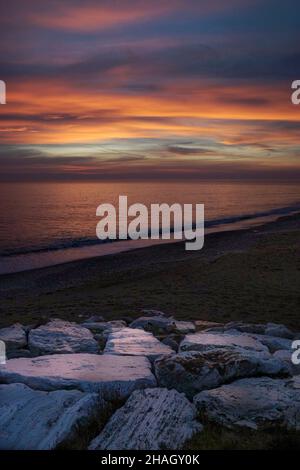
[1,212,299,330]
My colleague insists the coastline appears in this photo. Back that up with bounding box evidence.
[0,212,299,329]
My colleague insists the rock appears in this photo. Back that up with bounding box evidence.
[28,319,99,355]
[274,350,300,375]
[194,376,300,431]
[220,322,267,335]
[265,323,294,339]
[208,328,292,354]
[130,316,176,335]
[174,321,196,334]
[194,320,223,331]
[89,388,202,450]
[0,324,27,351]
[204,322,295,339]
[250,334,292,353]
[203,327,291,353]
[94,325,130,352]
[179,331,268,354]
[0,353,156,400]
[0,383,105,450]
[103,328,173,361]
[155,349,290,399]
[81,320,126,334]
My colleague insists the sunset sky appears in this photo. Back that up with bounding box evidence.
[0,0,300,181]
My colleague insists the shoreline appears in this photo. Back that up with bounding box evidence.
[0,212,299,329]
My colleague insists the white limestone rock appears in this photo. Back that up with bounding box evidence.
[103,327,173,361]
[194,376,300,431]
[28,319,99,355]
[179,331,268,354]
[0,353,156,399]
[89,388,202,450]
[155,348,290,399]
[0,323,27,351]
[0,383,105,450]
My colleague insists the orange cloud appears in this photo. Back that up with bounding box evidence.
[1,78,300,148]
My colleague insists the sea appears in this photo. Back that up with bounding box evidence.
[0,180,299,274]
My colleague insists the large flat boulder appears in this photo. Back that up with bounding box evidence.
[194,376,300,431]
[155,349,290,399]
[0,383,105,450]
[28,319,99,355]
[89,388,202,450]
[103,328,173,361]
[0,324,27,352]
[179,331,268,354]
[0,353,156,400]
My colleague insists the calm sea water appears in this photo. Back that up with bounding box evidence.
[0,181,299,273]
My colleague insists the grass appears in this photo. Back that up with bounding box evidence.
[1,229,299,329]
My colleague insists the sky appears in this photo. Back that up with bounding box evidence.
[0,0,300,181]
